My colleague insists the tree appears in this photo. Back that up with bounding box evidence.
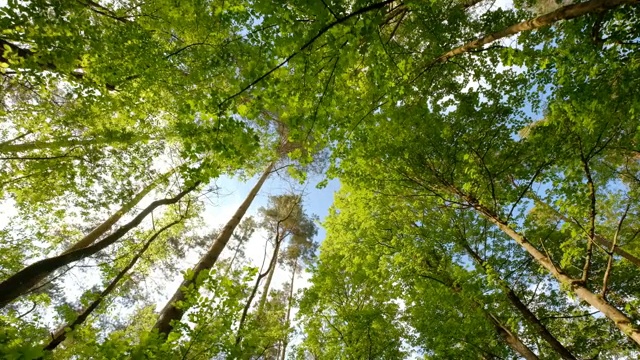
[0,182,199,308]
[153,161,275,338]
[42,205,190,352]
[234,194,317,358]
[2,0,640,358]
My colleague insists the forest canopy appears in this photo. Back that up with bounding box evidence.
[1,0,640,358]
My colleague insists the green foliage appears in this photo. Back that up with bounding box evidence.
[1,0,640,358]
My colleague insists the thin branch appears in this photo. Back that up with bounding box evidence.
[602,202,631,299]
[507,162,549,222]
[16,301,37,319]
[76,0,131,23]
[321,0,340,20]
[579,148,596,284]
[0,132,32,147]
[218,0,394,108]
[386,9,408,44]
[540,311,599,321]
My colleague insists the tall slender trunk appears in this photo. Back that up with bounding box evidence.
[258,235,282,314]
[465,196,640,345]
[235,232,282,347]
[419,0,639,74]
[0,184,197,308]
[20,171,173,299]
[153,162,275,338]
[280,261,297,360]
[42,219,182,352]
[65,170,174,253]
[462,243,577,360]
[235,268,267,347]
[0,134,153,153]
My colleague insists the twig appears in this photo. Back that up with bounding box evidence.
[218,0,394,108]
[579,147,596,284]
[602,202,631,299]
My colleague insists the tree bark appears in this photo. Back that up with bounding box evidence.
[425,271,539,359]
[465,196,640,346]
[235,223,284,347]
[153,162,275,338]
[0,134,153,153]
[65,170,174,253]
[258,234,282,314]
[485,311,540,360]
[422,0,639,71]
[21,171,173,298]
[460,0,485,10]
[236,223,282,346]
[462,243,577,360]
[42,219,182,352]
[0,184,197,308]
[235,260,270,347]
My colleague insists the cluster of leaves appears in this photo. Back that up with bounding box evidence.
[1,0,640,358]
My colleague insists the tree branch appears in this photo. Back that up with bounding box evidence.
[602,202,630,300]
[218,0,394,108]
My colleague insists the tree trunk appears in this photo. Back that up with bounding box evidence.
[65,170,174,253]
[235,266,267,347]
[280,261,297,360]
[223,245,241,278]
[42,219,182,352]
[485,312,540,360]
[422,0,639,71]
[258,234,282,314]
[153,162,275,338]
[432,273,539,359]
[462,243,577,360]
[0,184,197,308]
[0,134,153,153]
[460,0,485,9]
[235,231,283,347]
[466,197,640,345]
[21,171,173,299]
[418,260,538,359]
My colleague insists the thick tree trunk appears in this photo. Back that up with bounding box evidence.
[462,243,577,360]
[0,184,197,308]
[423,0,639,70]
[153,162,275,338]
[42,219,181,352]
[280,261,297,360]
[466,197,640,345]
[485,312,539,360]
